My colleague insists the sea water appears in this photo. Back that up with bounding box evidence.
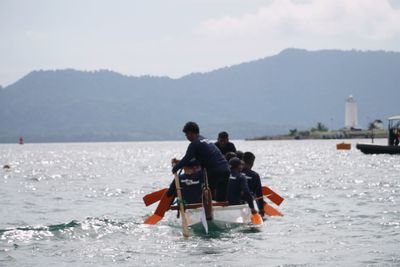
[0,139,399,266]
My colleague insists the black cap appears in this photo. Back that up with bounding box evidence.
[229,157,242,168]
[236,150,244,160]
[225,152,237,161]
[218,131,229,139]
[243,152,255,164]
[185,158,200,167]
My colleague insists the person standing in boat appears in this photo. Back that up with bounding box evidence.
[242,152,265,217]
[172,122,230,201]
[167,159,203,204]
[215,131,237,156]
[226,157,257,215]
[394,129,400,146]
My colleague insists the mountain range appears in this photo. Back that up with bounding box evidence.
[1,48,399,143]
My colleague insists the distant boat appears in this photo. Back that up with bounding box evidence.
[356,115,400,155]
[356,143,400,154]
[19,137,24,145]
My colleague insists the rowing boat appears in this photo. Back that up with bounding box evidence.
[143,185,284,236]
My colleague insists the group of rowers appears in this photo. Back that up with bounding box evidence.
[166,121,265,217]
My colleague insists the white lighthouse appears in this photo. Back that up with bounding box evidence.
[345,95,358,129]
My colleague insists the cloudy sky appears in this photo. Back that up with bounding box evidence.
[1,0,400,86]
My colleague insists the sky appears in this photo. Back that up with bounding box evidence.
[1,0,400,86]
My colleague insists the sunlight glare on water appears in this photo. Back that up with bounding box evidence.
[0,139,399,266]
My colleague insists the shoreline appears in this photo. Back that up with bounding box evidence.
[246,129,388,141]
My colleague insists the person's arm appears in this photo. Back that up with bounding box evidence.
[231,142,237,153]
[240,176,255,210]
[254,173,265,215]
[166,179,176,197]
[172,142,196,173]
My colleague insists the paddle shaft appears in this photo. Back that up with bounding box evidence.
[174,172,190,238]
[202,169,213,220]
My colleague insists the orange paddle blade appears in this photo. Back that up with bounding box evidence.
[143,192,174,225]
[144,214,163,225]
[143,188,168,206]
[264,203,283,217]
[154,193,174,217]
[262,186,284,206]
[251,213,263,225]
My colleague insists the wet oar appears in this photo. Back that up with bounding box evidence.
[143,188,168,206]
[202,169,213,221]
[262,186,284,206]
[174,172,190,238]
[263,203,283,216]
[144,192,174,224]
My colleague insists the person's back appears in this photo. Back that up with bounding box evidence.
[226,158,256,213]
[187,136,229,171]
[227,171,250,205]
[167,169,203,204]
[242,152,265,215]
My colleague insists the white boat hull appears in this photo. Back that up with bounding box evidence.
[185,204,253,227]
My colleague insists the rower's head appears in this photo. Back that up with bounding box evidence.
[236,150,244,160]
[217,131,229,147]
[183,158,201,174]
[229,157,243,173]
[183,121,199,141]
[243,152,255,169]
[225,152,237,161]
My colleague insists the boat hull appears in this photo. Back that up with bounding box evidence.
[185,204,252,227]
[356,144,400,154]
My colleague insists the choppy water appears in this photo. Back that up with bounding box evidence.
[0,139,399,266]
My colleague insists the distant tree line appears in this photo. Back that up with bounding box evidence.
[289,122,329,136]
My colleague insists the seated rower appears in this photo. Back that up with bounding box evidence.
[167,159,203,205]
[236,150,244,160]
[226,157,257,215]
[215,131,237,156]
[242,152,265,217]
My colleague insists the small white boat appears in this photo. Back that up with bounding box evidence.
[143,185,283,236]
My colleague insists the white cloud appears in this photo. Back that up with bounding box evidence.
[1,0,400,85]
[195,0,400,48]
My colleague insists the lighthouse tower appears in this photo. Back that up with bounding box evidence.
[345,95,358,129]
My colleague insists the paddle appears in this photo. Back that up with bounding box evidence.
[202,169,213,221]
[173,172,190,238]
[251,200,263,225]
[143,192,174,225]
[262,186,284,206]
[263,203,283,216]
[143,188,168,206]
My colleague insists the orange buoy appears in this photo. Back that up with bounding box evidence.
[336,143,351,150]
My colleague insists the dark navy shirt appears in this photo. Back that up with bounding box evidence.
[172,135,229,173]
[226,170,254,209]
[166,170,204,204]
[242,167,265,212]
[215,141,237,156]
